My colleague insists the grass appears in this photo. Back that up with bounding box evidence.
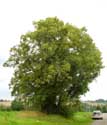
[0,111,92,125]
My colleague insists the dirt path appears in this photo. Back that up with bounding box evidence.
[92,113,107,125]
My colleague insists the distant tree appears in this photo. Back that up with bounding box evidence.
[96,105,102,110]
[4,17,103,115]
[96,99,105,103]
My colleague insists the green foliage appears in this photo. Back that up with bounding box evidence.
[11,99,24,111]
[102,105,107,113]
[4,17,103,116]
[58,104,73,118]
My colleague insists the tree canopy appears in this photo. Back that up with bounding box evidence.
[4,17,103,114]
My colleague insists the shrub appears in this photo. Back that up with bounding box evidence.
[57,103,76,118]
[11,99,24,111]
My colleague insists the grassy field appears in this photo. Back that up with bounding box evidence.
[0,101,11,107]
[0,111,92,125]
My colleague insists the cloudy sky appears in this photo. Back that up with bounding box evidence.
[0,0,107,100]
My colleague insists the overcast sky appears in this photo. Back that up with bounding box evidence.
[0,0,107,100]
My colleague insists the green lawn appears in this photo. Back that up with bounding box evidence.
[0,111,92,125]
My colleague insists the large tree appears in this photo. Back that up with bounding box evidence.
[4,17,102,114]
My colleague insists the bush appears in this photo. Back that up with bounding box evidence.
[11,99,24,111]
[59,99,83,117]
[0,105,11,111]
[58,104,74,118]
